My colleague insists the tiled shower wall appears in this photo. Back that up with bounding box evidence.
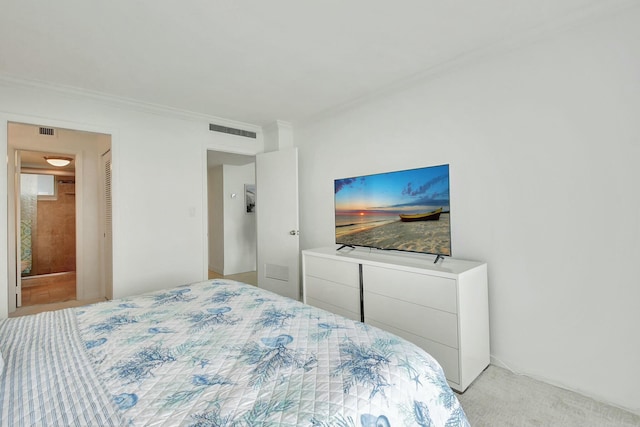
[33,180,76,275]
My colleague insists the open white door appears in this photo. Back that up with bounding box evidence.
[256,147,300,300]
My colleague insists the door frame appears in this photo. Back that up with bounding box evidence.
[201,146,260,281]
[14,150,22,307]
[15,149,78,307]
[2,113,115,316]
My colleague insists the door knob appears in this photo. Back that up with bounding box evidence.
[289,230,299,236]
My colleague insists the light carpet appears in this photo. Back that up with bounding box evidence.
[457,365,639,426]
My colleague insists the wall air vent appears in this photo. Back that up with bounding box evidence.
[209,123,256,139]
[39,127,55,136]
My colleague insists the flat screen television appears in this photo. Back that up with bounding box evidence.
[334,164,451,256]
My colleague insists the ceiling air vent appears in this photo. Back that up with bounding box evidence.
[39,127,55,136]
[209,123,256,139]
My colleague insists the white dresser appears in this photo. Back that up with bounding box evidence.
[302,246,489,392]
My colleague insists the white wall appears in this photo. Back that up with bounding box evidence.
[0,79,264,317]
[207,165,224,273]
[295,8,640,414]
[222,163,256,275]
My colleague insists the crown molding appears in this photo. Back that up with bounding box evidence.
[0,74,263,133]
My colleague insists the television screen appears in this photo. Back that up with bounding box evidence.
[334,164,451,256]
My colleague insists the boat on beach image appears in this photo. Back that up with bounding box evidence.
[399,208,443,222]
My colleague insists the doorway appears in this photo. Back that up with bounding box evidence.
[204,147,300,298]
[206,150,257,284]
[7,122,112,313]
[18,156,77,306]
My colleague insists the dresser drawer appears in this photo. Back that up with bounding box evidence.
[304,255,359,286]
[306,296,360,322]
[367,318,460,385]
[363,265,457,313]
[364,291,458,349]
[305,276,360,314]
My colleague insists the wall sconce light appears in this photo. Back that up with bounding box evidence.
[44,156,73,167]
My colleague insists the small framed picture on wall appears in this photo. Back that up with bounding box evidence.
[245,184,256,214]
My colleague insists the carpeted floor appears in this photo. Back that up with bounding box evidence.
[457,366,640,426]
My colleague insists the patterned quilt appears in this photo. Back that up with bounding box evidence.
[2,279,470,426]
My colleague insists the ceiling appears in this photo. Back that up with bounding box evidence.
[0,1,634,126]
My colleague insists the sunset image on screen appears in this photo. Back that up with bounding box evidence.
[334,164,451,255]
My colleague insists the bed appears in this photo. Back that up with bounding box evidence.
[0,279,469,426]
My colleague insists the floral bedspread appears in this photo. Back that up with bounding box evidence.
[77,279,469,426]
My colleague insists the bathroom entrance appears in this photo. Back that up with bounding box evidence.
[19,163,77,306]
[18,151,77,306]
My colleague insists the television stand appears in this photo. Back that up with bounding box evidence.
[434,254,444,264]
[301,246,489,392]
[336,244,355,251]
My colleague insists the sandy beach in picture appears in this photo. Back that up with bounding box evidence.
[337,213,451,255]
